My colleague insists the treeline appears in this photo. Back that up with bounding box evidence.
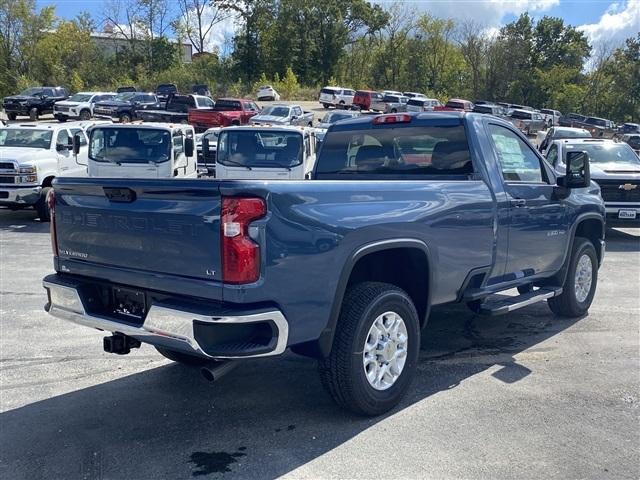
[0,0,638,121]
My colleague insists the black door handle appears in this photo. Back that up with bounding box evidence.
[510,198,526,207]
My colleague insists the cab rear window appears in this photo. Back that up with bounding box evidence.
[315,125,473,179]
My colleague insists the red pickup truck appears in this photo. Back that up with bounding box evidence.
[188,98,260,132]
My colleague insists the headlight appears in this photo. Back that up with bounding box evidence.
[19,165,37,174]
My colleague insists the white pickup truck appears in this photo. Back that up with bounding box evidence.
[0,122,94,220]
[209,125,317,180]
[81,123,197,179]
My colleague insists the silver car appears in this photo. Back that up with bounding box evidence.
[507,109,546,135]
[380,95,409,113]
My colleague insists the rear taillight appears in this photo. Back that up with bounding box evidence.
[48,189,58,255]
[221,197,266,284]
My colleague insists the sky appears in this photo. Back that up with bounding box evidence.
[36,0,640,54]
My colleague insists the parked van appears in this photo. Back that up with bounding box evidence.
[353,90,383,111]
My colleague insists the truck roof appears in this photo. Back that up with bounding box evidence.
[220,124,312,134]
[90,122,194,133]
[328,111,468,131]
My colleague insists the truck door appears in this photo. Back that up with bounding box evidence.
[56,129,86,177]
[487,123,567,278]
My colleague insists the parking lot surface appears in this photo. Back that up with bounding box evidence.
[0,209,638,479]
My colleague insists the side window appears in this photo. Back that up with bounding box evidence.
[293,106,302,117]
[304,135,311,156]
[546,144,558,166]
[488,124,546,183]
[173,132,184,157]
[56,129,69,146]
[69,128,87,146]
[199,97,214,108]
[44,88,56,97]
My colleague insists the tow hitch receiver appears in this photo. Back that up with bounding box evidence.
[103,333,141,355]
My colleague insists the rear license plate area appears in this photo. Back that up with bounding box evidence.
[112,287,146,321]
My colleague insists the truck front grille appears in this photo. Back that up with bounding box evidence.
[0,162,16,170]
[596,180,640,203]
[0,176,17,184]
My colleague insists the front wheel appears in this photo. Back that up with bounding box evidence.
[548,238,598,317]
[35,186,52,222]
[119,113,131,123]
[318,282,420,416]
[7,112,17,121]
[155,347,210,366]
[29,107,39,121]
[79,109,91,121]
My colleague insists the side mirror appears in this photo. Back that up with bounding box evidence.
[558,150,590,188]
[202,137,210,161]
[56,142,68,152]
[72,133,82,155]
[184,137,194,157]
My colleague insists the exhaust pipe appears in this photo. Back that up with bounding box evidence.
[200,360,238,383]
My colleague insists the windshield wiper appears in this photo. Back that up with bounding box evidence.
[222,158,252,170]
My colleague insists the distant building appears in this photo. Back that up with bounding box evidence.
[90,25,193,63]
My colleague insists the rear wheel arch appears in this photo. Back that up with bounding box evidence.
[312,240,433,358]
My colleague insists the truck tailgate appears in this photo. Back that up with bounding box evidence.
[53,178,223,291]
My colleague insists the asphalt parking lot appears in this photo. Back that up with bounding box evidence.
[0,208,638,479]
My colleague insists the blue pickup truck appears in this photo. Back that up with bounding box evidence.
[43,112,605,416]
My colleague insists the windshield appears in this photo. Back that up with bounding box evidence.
[552,129,591,139]
[68,93,93,102]
[408,99,427,107]
[510,110,532,119]
[0,129,52,148]
[566,143,640,166]
[384,96,400,103]
[445,101,465,109]
[585,118,606,127]
[218,131,303,168]
[321,112,353,123]
[89,128,171,164]
[19,87,43,96]
[114,92,136,102]
[473,105,495,114]
[260,106,290,117]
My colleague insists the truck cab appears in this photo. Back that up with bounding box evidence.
[84,123,197,179]
[0,122,90,220]
[210,125,316,180]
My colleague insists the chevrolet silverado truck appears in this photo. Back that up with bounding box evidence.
[137,94,214,124]
[545,137,640,227]
[3,86,69,121]
[43,112,605,416]
[188,98,260,133]
[249,104,314,127]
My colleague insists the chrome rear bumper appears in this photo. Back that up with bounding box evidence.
[43,278,289,359]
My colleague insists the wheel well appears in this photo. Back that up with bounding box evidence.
[575,218,604,262]
[347,247,429,325]
[41,176,55,188]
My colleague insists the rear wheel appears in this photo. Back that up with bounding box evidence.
[7,112,17,121]
[35,186,52,222]
[548,238,598,317]
[318,282,420,416]
[322,103,329,109]
[339,101,345,110]
[55,115,67,122]
[29,107,39,121]
[155,347,210,366]
[119,113,131,123]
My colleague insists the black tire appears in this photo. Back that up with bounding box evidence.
[322,103,329,109]
[7,112,17,121]
[119,113,131,123]
[55,115,67,122]
[339,101,345,110]
[79,109,91,121]
[391,108,397,114]
[548,238,598,317]
[35,186,52,222]
[29,107,39,121]
[155,347,210,366]
[318,281,420,416]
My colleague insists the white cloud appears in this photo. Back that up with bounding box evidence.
[378,0,560,27]
[578,0,640,51]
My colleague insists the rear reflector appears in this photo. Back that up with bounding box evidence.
[221,197,266,284]
[373,114,412,125]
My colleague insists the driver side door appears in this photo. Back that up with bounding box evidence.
[58,129,88,177]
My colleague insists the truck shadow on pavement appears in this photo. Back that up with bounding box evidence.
[0,209,49,233]
[0,301,585,480]
[604,227,640,252]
